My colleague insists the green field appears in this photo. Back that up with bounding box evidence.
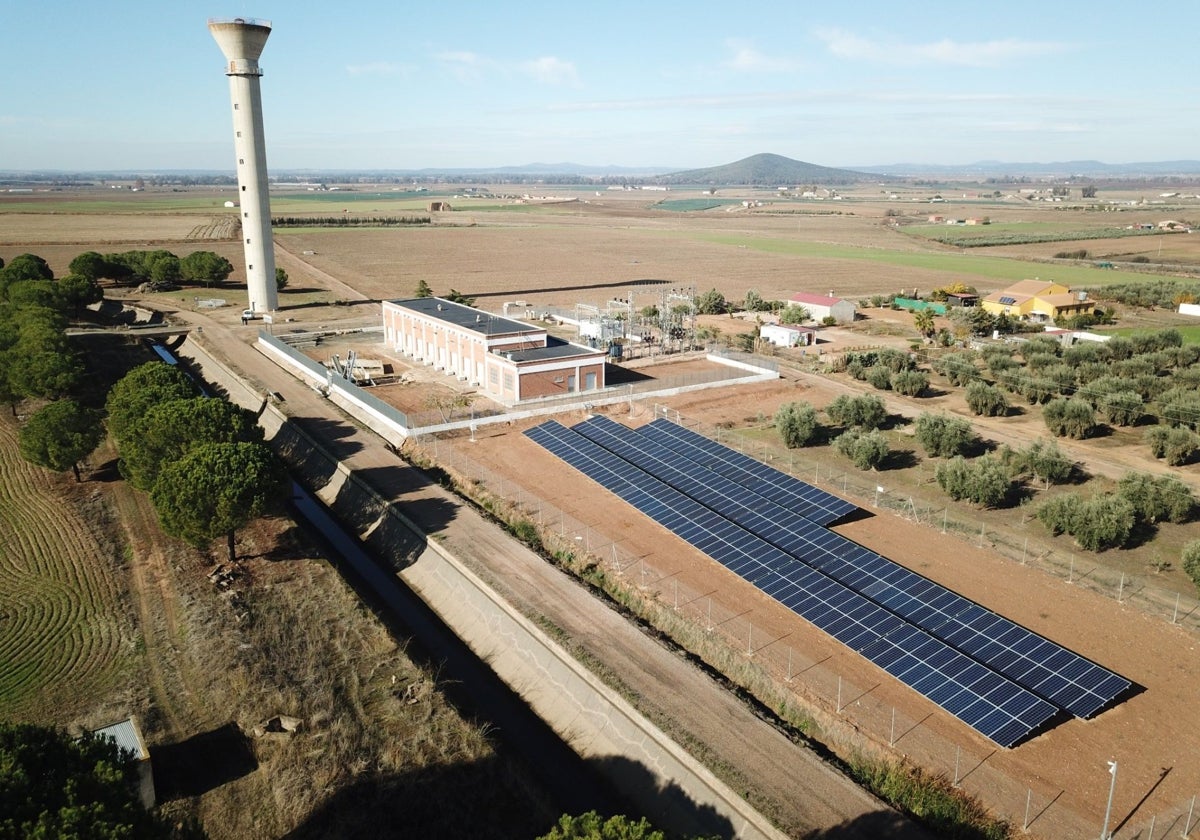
[684,232,1155,288]
[907,221,1169,248]
[654,198,741,212]
[1096,324,1200,344]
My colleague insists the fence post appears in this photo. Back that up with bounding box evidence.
[1023,789,1031,832]
[953,746,961,787]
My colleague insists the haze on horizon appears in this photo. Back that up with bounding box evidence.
[3,0,1197,172]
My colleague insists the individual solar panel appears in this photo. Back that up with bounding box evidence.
[571,415,1129,720]
[639,417,858,525]
[525,420,1058,747]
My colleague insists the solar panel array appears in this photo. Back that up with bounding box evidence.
[525,416,1131,747]
[582,416,1128,720]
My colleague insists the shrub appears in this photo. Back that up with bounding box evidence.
[892,369,930,397]
[821,315,838,326]
[934,454,1012,508]
[1117,473,1196,524]
[776,402,820,448]
[1044,397,1097,439]
[1099,391,1144,426]
[1037,492,1136,551]
[936,352,980,386]
[1019,376,1058,405]
[834,428,889,470]
[965,381,1009,417]
[1145,425,1200,466]
[1009,439,1074,488]
[1184,541,1200,592]
[865,365,893,390]
[826,393,888,430]
[1158,388,1200,430]
[914,412,978,458]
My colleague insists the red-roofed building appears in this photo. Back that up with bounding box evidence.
[789,292,857,324]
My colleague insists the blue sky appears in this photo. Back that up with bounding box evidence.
[3,0,1198,172]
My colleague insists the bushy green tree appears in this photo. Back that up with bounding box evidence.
[119,397,263,491]
[0,254,54,294]
[68,251,104,280]
[914,412,978,458]
[965,381,1009,417]
[694,288,726,315]
[179,250,234,286]
[151,441,289,561]
[105,361,197,443]
[1018,375,1057,405]
[0,722,179,839]
[934,454,1012,507]
[415,279,433,298]
[825,393,887,430]
[18,399,104,481]
[1157,388,1200,430]
[892,369,929,397]
[776,401,820,448]
[539,811,666,840]
[778,305,809,324]
[1044,397,1097,439]
[834,428,889,470]
[5,306,82,399]
[275,267,289,290]
[57,273,104,317]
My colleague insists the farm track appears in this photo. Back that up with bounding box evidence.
[0,417,130,721]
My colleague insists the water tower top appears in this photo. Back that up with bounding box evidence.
[208,17,272,68]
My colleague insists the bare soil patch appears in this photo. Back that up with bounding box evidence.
[454,373,1200,836]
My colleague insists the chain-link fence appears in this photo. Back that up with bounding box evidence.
[409,421,1199,840]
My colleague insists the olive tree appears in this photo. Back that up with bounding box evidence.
[934,454,1012,508]
[1043,397,1097,439]
[776,401,820,448]
[1183,541,1200,592]
[834,428,889,470]
[965,381,1009,417]
[826,393,887,430]
[914,412,978,458]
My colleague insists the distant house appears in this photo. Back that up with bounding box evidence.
[428,201,452,212]
[788,292,856,324]
[91,717,154,809]
[981,279,1093,323]
[760,323,816,347]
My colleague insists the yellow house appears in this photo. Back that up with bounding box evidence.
[981,279,1094,323]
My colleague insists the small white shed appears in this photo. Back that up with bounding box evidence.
[761,323,816,347]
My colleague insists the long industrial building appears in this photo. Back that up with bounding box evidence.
[382,297,606,403]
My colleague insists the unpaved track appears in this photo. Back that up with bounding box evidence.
[163,307,930,839]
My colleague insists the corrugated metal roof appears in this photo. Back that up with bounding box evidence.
[92,718,147,760]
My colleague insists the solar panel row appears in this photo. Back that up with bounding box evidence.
[525,420,1060,747]
[639,417,858,526]
[571,416,1129,721]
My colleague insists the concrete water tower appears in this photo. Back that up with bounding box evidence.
[208,16,278,314]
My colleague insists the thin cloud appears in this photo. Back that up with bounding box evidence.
[722,39,802,73]
[435,50,495,82]
[815,28,1067,67]
[520,56,579,86]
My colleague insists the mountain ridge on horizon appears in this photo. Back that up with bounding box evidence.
[5,153,1200,182]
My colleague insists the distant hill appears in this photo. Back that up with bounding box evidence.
[656,153,873,186]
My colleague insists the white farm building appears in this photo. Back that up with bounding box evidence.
[760,323,816,347]
[789,292,856,324]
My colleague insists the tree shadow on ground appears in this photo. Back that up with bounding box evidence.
[881,448,920,471]
[152,723,257,801]
[585,755,734,840]
[290,416,364,460]
[283,755,568,840]
[800,809,937,839]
